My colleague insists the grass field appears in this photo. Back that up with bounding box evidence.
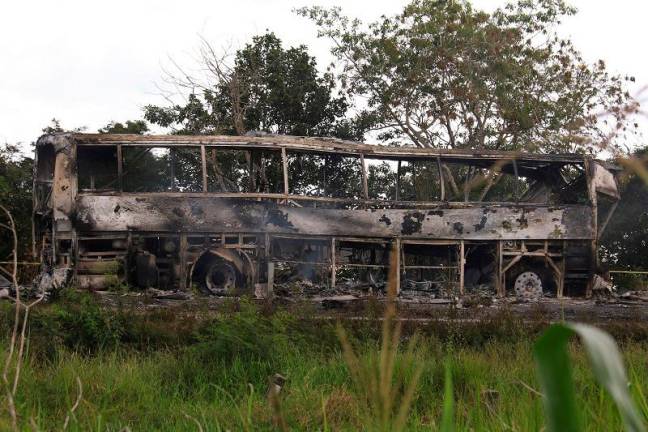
[2,293,648,431]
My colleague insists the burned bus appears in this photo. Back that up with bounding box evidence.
[33,133,620,299]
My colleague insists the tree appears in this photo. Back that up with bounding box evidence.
[0,144,33,261]
[98,120,149,134]
[601,148,648,271]
[41,118,86,135]
[297,0,639,153]
[144,32,366,140]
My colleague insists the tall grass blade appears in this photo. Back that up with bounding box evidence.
[321,393,329,432]
[534,323,646,432]
[440,360,454,432]
[336,241,423,432]
[534,324,580,432]
[571,323,646,432]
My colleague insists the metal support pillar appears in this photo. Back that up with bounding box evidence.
[459,240,465,296]
[330,237,336,288]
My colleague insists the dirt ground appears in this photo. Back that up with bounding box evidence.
[93,289,648,325]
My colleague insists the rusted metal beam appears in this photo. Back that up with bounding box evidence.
[64,133,589,164]
[585,157,597,298]
[116,144,123,192]
[360,154,369,200]
[395,238,401,295]
[395,160,401,201]
[179,233,188,291]
[200,145,208,192]
[459,240,465,296]
[281,147,289,198]
[437,157,445,201]
[330,237,336,288]
[496,241,504,297]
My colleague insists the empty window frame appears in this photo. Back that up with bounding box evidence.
[367,157,442,202]
[366,158,398,200]
[477,161,531,202]
[34,143,55,212]
[335,240,390,287]
[123,146,172,192]
[555,163,588,204]
[205,148,283,193]
[251,149,283,193]
[398,159,442,201]
[77,146,119,191]
[122,146,203,192]
[440,159,531,203]
[401,243,460,294]
[172,147,203,192]
[515,162,588,205]
[287,151,363,199]
[270,237,332,285]
[35,144,55,183]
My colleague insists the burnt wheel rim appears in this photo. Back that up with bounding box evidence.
[514,271,543,300]
[205,262,237,294]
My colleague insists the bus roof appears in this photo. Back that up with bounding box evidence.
[38,132,591,165]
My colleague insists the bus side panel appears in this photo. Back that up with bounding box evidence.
[73,196,594,241]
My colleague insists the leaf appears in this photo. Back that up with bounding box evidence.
[534,323,646,432]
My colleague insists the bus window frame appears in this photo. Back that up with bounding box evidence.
[74,143,584,207]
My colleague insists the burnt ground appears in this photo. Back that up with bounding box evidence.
[92,290,648,325]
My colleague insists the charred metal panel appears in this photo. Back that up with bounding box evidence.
[591,162,620,199]
[46,135,77,233]
[73,196,593,240]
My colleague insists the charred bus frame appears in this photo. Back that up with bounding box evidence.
[33,133,620,298]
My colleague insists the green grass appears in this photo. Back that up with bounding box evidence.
[2,295,648,431]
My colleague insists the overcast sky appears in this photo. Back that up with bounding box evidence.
[1,0,646,151]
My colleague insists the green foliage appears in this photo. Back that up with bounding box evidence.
[5,292,199,357]
[144,32,367,140]
[50,292,126,352]
[336,318,423,431]
[0,143,33,260]
[534,323,646,432]
[297,0,637,152]
[601,148,648,275]
[193,299,294,364]
[98,120,149,134]
[3,299,648,430]
[41,117,86,134]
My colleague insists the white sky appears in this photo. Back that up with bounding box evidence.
[1,0,646,151]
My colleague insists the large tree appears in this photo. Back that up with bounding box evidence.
[98,120,149,134]
[144,32,366,140]
[0,144,33,261]
[298,0,638,153]
[601,148,648,272]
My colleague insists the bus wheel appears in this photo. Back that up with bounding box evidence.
[514,271,543,300]
[196,258,240,296]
